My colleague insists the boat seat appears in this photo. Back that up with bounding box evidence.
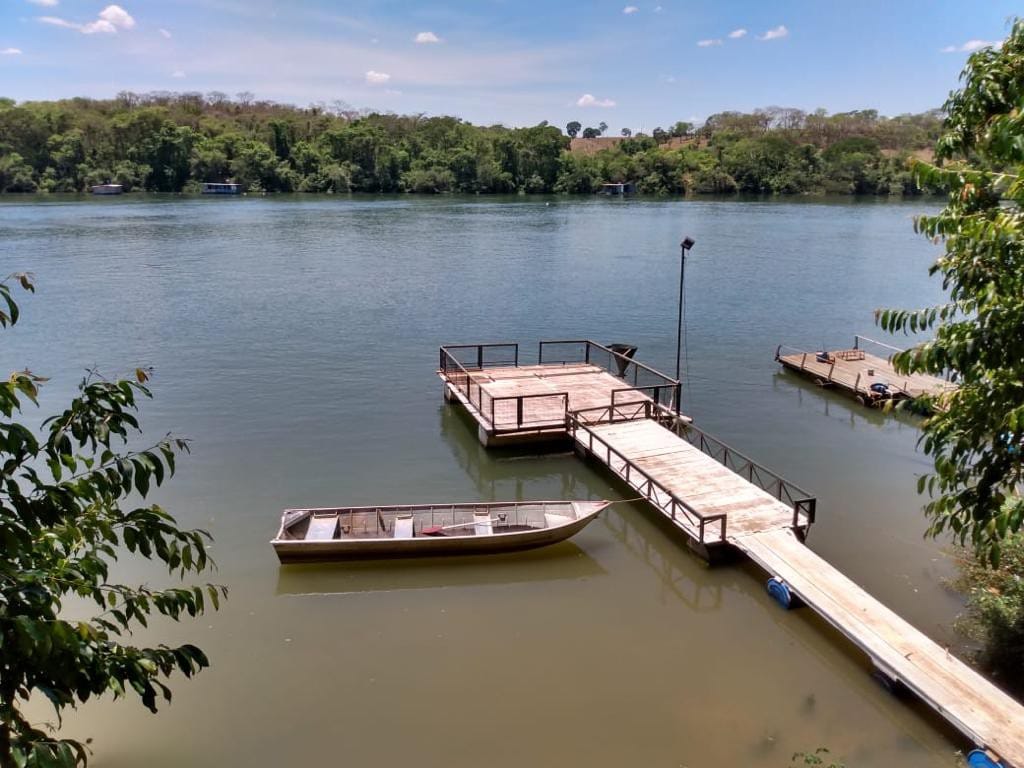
[472,511,493,536]
[306,514,339,540]
[544,513,573,529]
[393,514,414,539]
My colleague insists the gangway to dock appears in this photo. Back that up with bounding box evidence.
[439,339,1023,767]
[566,405,1022,768]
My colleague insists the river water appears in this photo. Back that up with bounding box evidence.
[0,194,975,766]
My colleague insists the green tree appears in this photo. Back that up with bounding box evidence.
[565,121,581,138]
[0,274,225,765]
[669,121,693,138]
[876,21,1024,564]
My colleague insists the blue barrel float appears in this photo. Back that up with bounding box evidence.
[766,577,793,609]
[967,749,1004,767]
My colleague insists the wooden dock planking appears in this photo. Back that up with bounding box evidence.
[739,529,1024,766]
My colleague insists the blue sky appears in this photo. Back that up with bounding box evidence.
[0,1,1018,130]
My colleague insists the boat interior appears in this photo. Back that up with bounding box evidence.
[279,502,585,541]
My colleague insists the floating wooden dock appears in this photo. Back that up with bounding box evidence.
[776,335,956,410]
[439,340,684,446]
[439,340,1023,767]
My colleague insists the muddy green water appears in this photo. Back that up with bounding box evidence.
[0,195,977,766]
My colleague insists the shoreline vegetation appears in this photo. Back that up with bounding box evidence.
[1,92,944,197]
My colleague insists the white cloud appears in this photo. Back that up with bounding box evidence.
[697,38,722,47]
[1,48,23,55]
[365,70,391,84]
[38,16,77,28]
[757,25,788,41]
[159,28,172,39]
[38,4,135,35]
[414,31,441,44]
[653,5,663,12]
[27,0,59,6]
[623,6,639,14]
[942,39,998,53]
[171,70,185,78]
[577,93,615,108]
[98,5,134,29]
[81,19,117,34]
[728,28,747,39]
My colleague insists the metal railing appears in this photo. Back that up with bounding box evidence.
[673,422,816,530]
[539,340,682,412]
[439,346,496,420]
[567,409,727,545]
[440,343,519,371]
[490,392,569,434]
[440,344,568,433]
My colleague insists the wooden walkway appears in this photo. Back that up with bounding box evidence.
[569,417,810,547]
[740,528,1024,768]
[568,413,1022,768]
[776,336,955,410]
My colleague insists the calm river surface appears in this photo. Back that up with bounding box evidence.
[1,195,975,767]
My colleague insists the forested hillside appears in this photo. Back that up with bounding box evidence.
[0,92,944,195]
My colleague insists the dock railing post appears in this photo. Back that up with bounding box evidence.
[476,345,483,370]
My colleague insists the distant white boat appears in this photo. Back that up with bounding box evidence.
[201,182,242,195]
[90,184,123,195]
[271,500,609,562]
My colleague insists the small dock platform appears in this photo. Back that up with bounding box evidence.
[440,339,1023,766]
[439,340,683,446]
[776,335,956,410]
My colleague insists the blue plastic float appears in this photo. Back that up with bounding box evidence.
[967,749,1004,767]
[766,577,793,609]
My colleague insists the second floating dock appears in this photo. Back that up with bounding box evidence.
[776,335,956,410]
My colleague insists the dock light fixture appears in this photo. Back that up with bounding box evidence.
[676,237,695,391]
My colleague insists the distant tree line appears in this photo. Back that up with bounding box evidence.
[0,92,945,196]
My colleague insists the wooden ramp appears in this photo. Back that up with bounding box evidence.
[570,417,809,546]
[568,413,1022,767]
[738,529,1024,768]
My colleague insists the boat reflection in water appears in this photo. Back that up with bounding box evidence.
[274,538,606,596]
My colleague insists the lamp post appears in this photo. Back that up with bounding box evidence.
[676,237,695,394]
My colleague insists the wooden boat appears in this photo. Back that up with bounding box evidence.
[271,500,609,562]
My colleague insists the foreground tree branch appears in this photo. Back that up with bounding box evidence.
[0,274,226,767]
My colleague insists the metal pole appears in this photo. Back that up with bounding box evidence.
[676,243,685,396]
